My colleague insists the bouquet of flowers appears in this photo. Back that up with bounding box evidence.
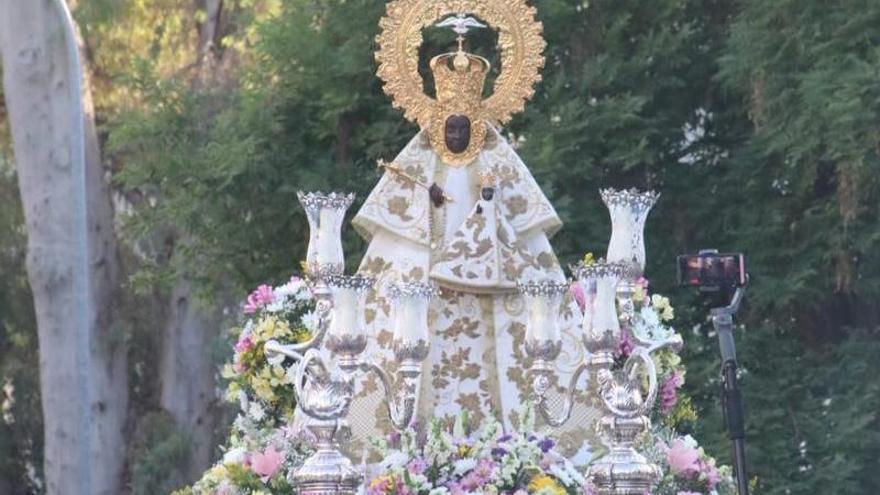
[367,407,587,495]
[176,275,318,495]
[222,275,317,423]
[178,418,313,495]
[643,428,737,495]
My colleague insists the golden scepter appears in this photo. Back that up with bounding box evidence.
[377,159,454,203]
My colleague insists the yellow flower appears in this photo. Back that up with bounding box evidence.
[209,464,228,480]
[368,475,395,494]
[650,294,669,311]
[582,252,596,266]
[268,364,287,387]
[225,381,241,403]
[458,444,472,457]
[528,474,567,495]
[633,285,646,302]
[250,375,276,403]
[221,363,237,379]
[661,306,674,321]
[252,315,292,342]
[664,395,699,428]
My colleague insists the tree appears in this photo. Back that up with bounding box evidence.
[0,0,128,493]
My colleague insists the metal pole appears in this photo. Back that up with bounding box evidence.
[711,288,749,495]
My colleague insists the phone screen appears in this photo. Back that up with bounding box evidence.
[678,253,746,288]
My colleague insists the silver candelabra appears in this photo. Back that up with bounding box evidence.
[523,188,681,495]
[264,191,434,495]
[267,187,679,495]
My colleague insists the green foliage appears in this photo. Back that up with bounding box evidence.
[129,412,192,495]
[110,0,411,296]
[0,68,42,493]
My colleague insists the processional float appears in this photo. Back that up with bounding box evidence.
[263,1,678,494]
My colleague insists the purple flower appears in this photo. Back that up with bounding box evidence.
[660,371,684,414]
[498,433,512,442]
[386,430,401,448]
[617,331,635,358]
[538,437,555,453]
[491,446,508,457]
[407,457,428,475]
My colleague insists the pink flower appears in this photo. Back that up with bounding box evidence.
[244,284,275,314]
[570,281,586,312]
[407,457,427,475]
[617,331,635,358]
[460,458,496,490]
[636,276,649,291]
[250,446,284,482]
[700,460,721,490]
[660,371,684,414]
[233,361,247,374]
[234,336,254,354]
[664,438,700,477]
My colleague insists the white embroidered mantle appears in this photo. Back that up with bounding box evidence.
[348,127,598,464]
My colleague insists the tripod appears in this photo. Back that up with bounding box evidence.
[710,287,750,495]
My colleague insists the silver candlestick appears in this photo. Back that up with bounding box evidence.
[521,188,674,495]
[586,348,661,495]
[576,261,627,375]
[266,191,436,494]
[520,280,583,427]
[346,281,435,430]
[601,188,659,326]
[264,274,370,495]
[298,191,354,280]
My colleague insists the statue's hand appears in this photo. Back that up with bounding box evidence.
[429,183,445,207]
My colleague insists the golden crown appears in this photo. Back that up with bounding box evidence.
[479,169,497,187]
[430,48,490,112]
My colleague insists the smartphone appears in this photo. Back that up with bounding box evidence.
[677,251,746,289]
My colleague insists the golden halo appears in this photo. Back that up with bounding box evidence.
[375,0,546,128]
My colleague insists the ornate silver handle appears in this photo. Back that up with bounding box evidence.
[293,348,351,421]
[597,347,658,418]
[534,361,590,427]
[360,358,421,430]
[263,297,333,364]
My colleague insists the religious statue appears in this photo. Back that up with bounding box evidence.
[347,0,597,463]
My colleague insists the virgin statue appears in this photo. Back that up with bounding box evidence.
[347,1,597,463]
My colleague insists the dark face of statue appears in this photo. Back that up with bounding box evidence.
[444,114,471,154]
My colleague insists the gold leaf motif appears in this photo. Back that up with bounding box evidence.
[437,317,481,340]
[536,251,559,269]
[387,196,414,221]
[505,194,528,217]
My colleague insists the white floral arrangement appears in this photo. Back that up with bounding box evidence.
[367,407,587,495]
